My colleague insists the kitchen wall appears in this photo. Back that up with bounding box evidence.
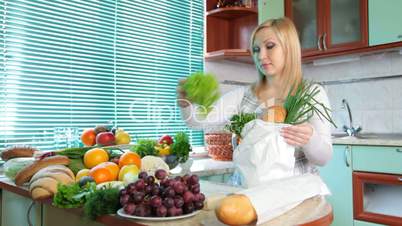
[205,49,402,134]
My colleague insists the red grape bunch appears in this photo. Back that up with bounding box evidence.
[120,169,205,217]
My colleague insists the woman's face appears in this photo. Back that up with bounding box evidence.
[252,27,285,77]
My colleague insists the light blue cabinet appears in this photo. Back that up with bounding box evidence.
[369,0,402,46]
[354,220,385,226]
[1,190,42,226]
[352,146,402,174]
[258,0,284,24]
[319,145,354,226]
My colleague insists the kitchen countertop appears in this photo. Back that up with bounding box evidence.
[0,177,332,226]
[331,133,402,146]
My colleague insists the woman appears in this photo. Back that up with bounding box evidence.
[177,17,332,176]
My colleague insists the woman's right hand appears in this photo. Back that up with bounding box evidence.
[177,79,190,108]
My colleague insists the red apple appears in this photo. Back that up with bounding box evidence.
[96,132,115,146]
[159,135,173,145]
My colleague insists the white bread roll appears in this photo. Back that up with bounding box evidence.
[29,165,75,200]
[31,187,53,200]
[31,165,75,182]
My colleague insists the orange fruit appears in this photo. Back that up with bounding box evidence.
[83,148,109,168]
[89,167,113,184]
[93,162,119,181]
[118,152,141,169]
[81,128,96,146]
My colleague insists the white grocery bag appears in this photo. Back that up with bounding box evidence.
[233,119,295,188]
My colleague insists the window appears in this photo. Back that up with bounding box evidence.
[0,0,204,151]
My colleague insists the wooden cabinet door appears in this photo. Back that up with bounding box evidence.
[353,172,402,225]
[324,0,368,52]
[369,0,402,46]
[285,0,326,57]
[319,145,354,226]
[285,0,368,57]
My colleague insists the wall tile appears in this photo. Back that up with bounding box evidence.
[392,79,402,109]
[362,110,393,133]
[390,51,402,75]
[392,110,402,133]
[205,61,257,83]
[359,52,392,77]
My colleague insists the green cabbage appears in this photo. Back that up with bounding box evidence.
[3,157,35,180]
[182,72,220,116]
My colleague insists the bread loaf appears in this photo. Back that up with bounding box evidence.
[15,155,70,186]
[262,105,287,123]
[215,194,257,225]
[29,165,75,200]
[1,146,37,161]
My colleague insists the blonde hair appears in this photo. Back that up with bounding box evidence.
[250,17,302,99]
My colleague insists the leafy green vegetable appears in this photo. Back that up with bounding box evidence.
[56,146,94,159]
[171,132,191,163]
[284,80,336,127]
[3,157,35,180]
[53,182,96,208]
[182,71,220,116]
[225,113,257,138]
[84,188,121,220]
[67,158,86,175]
[131,139,158,157]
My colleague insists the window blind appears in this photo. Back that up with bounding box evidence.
[0,0,204,151]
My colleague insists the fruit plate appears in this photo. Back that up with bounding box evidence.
[117,208,201,221]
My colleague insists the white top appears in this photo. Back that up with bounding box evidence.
[180,84,333,168]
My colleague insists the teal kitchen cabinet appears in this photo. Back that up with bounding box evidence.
[354,220,385,226]
[352,146,402,174]
[258,0,284,24]
[1,190,42,226]
[369,0,402,46]
[319,145,354,226]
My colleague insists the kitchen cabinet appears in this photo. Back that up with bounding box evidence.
[352,146,402,175]
[354,220,385,226]
[42,204,103,226]
[368,0,402,46]
[319,145,354,226]
[1,190,42,226]
[353,172,402,225]
[285,0,368,57]
[258,0,284,23]
[205,0,258,62]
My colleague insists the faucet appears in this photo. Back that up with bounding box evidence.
[342,99,362,136]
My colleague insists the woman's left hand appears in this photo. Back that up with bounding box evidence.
[280,123,313,147]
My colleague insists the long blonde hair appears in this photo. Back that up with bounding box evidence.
[250,17,302,99]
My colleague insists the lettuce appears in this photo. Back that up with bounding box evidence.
[4,157,35,180]
[182,72,220,116]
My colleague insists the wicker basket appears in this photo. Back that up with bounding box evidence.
[205,133,233,161]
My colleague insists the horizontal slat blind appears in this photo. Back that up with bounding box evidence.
[0,0,204,150]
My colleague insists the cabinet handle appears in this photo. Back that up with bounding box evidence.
[317,35,323,51]
[344,146,350,167]
[322,33,328,51]
[27,201,35,226]
[397,148,402,153]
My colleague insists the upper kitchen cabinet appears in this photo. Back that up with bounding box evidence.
[285,0,368,58]
[258,0,284,24]
[205,0,258,63]
[369,0,402,46]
